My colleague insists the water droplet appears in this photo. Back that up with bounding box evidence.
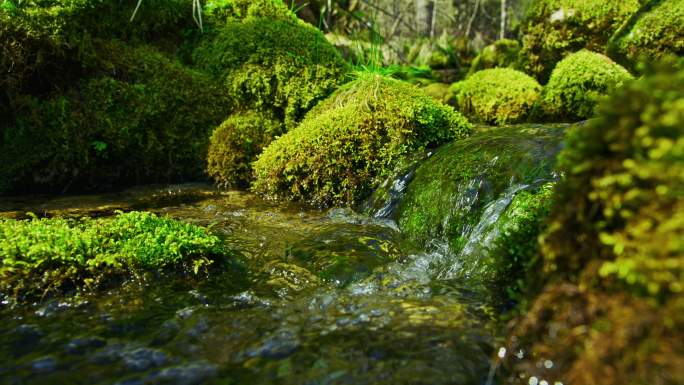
[529,376,539,385]
[498,347,507,359]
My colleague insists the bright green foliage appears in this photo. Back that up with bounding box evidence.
[193,11,348,129]
[608,0,684,71]
[468,39,521,76]
[1,41,230,194]
[0,211,231,299]
[207,112,284,188]
[536,50,633,121]
[447,68,542,125]
[252,73,472,207]
[518,0,641,82]
[396,125,563,252]
[508,63,684,385]
[204,0,296,23]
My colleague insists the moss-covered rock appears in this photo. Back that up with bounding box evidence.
[252,73,472,207]
[468,39,521,76]
[1,41,231,194]
[207,112,284,188]
[535,50,633,121]
[446,68,542,125]
[608,0,684,71]
[193,5,348,129]
[505,62,684,385]
[203,0,297,24]
[421,82,450,103]
[518,0,641,82]
[0,211,233,300]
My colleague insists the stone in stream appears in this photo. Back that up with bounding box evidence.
[31,356,57,374]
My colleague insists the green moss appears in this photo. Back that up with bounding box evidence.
[421,82,450,103]
[447,68,542,125]
[0,211,232,299]
[252,73,472,207]
[193,14,348,129]
[204,0,296,23]
[507,62,684,385]
[396,125,564,252]
[518,0,641,82]
[608,0,684,71]
[535,50,633,121]
[207,111,284,188]
[468,39,521,76]
[1,41,231,194]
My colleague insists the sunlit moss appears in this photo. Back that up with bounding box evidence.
[252,73,472,207]
[447,68,542,125]
[535,50,633,121]
[518,0,641,82]
[0,211,232,300]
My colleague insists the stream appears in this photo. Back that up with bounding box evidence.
[0,124,567,385]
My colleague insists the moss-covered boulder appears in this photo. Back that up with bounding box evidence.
[1,41,231,194]
[421,82,451,103]
[518,0,641,82]
[535,50,633,121]
[193,1,348,129]
[0,211,233,300]
[252,73,472,207]
[505,62,684,385]
[468,39,521,76]
[207,112,284,188]
[608,0,684,71]
[446,68,542,125]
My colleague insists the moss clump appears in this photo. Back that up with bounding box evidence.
[536,50,633,121]
[1,41,230,194]
[506,63,684,385]
[207,112,284,188]
[252,74,472,207]
[447,68,542,125]
[608,0,684,71]
[0,211,232,300]
[193,9,348,129]
[421,82,451,103]
[468,39,521,76]
[203,0,297,23]
[518,0,641,82]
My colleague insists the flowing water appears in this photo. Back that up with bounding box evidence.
[0,124,568,385]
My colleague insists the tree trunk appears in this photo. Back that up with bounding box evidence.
[415,0,434,37]
[500,0,507,40]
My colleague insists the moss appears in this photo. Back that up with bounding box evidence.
[1,41,231,194]
[0,211,232,300]
[207,111,284,188]
[396,125,564,253]
[518,0,641,82]
[203,0,297,23]
[193,12,348,129]
[506,62,684,385]
[468,39,521,76]
[608,0,684,71]
[421,82,450,103]
[252,73,472,207]
[535,50,633,121]
[446,68,542,125]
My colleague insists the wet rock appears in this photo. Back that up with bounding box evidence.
[31,356,57,373]
[247,329,300,359]
[65,336,106,355]
[151,320,180,346]
[186,317,209,338]
[146,362,218,385]
[122,348,168,371]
